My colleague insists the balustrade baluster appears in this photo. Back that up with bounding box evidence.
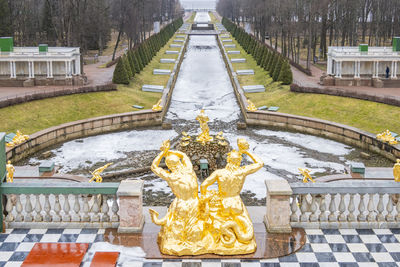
[376,194,385,221]
[101,195,110,222]
[5,195,14,222]
[63,194,71,222]
[358,194,366,221]
[367,193,375,222]
[300,194,309,222]
[347,194,356,222]
[72,195,81,222]
[111,195,119,222]
[328,194,337,222]
[290,195,299,222]
[15,195,23,222]
[44,195,51,222]
[396,195,400,222]
[53,195,61,222]
[319,194,327,222]
[338,194,346,221]
[91,195,100,222]
[25,194,33,222]
[386,194,394,222]
[34,195,43,222]
[82,195,90,222]
[309,194,318,222]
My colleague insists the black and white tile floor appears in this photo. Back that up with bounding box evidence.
[0,228,399,267]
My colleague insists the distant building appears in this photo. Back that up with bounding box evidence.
[0,37,85,87]
[181,0,216,11]
[322,40,400,88]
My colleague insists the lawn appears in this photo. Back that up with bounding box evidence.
[0,33,184,135]
[220,33,400,135]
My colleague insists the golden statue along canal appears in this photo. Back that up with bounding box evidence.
[149,135,264,256]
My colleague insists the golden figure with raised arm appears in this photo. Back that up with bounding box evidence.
[149,140,206,255]
[89,163,113,183]
[299,168,315,183]
[246,99,257,112]
[6,161,15,183]
[196,109,213,145]
[6,130,30,147]
[152,99,163,112]
[200,138,263,254]
[394,159,400,182]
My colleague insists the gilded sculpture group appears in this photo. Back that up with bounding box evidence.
[149,110,264,256]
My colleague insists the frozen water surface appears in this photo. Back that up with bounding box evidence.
[194,12,211,23]
[26,35,380,204]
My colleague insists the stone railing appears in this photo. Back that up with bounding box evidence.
[265,179,400,232]
[1,180,144,233]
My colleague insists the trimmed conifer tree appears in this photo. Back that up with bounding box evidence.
[268,52,277,72]
[263,50,271,70]
[278,60,293,85]
[259,48,267,66]
[134,51,144,71]
[272,56,283,81]
[123,55,133,79]
[112,58,130,85]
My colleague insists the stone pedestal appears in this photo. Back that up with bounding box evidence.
[117,180,144,233]
[264,179,293,233]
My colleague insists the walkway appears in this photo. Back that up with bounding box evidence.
[1,227,399,266]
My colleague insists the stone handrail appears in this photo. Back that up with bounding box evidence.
[6,110,162,162]
[1,180,144,233]
[265,179,400,232]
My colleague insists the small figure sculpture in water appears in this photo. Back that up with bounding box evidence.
[299,168,315,183]
[6,130,29,147]
[246,99,257,112]
[149,138,263,256]
[394,159,400,182]
[89,163,113,183]
[6,161,15,183]
[196,109,213,145]
[152,99,163,112]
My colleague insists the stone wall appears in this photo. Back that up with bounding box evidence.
[6,110,162,162]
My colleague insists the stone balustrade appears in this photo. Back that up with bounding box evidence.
[265,179,400,233]
[1,180,144,231]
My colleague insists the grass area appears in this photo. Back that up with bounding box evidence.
[221,33,400,135]
[209,12,218,23]
[186,12,196,23]
[0,34,184,135]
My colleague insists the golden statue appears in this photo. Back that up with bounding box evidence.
[196,110,213,145]
[246,99,257,112]
[6,130,29,147]
[6,161,15,183]
[299,168,315,183]
[149,139,263,256]
[89,163,112,183]
[152,99,163,112]
[377,130,398,145]
[394,159,400,182]
[216,131,225,140]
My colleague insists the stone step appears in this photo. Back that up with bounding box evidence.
[165,50,179,54]
[142,84,164,92]
[221,34,230,38]
[222,39,233,42]
[22,243,89,267]
[224,44,236,48]
[90,252,120,267]
[174,39,184,42]
[227,51,240,54]
[176,35,186,38]
[237,69,255,75]
[160,58,176,64]
[153,69,171,75]
[243,85,266,93]
[231,58,246,63]
[170,44,182,48]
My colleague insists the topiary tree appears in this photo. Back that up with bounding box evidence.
[112,58,130,85]
[272,56,283,81]
[123,55,133,79]
[134,51,143,72]
[278,60,293,85]
[268,52,278,73]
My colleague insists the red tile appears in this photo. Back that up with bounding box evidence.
[90,252,120,267]
[22,243,89,267]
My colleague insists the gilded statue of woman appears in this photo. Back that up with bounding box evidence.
[200,138,263,254]
[149,140,206,255]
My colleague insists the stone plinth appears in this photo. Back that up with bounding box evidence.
[117,180,144,233]
[264,179,292,233]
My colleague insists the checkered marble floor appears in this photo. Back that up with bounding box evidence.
[0,228,399,266]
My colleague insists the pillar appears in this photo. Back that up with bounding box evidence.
[28,62,31,78]
[354,61,361,78]
[31,61,35,78]
[327,56,332,75]
[264,179,293,233]
[9,61,16,78]
[395,61,398,79]
[13,61,16,78]
[117,180,144,233]
[46,61,50,78]
[65,61,68,78]
[49,61,53,78]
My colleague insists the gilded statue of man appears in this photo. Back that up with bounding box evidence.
[200,138,263,254]
[196,109,213,144]
[149,140,206,255]
[6,161,15,183]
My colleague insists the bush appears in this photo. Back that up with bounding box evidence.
[112,58,130,85]
[279,60,293,85]
[272,56,283,81]
[123,55,133,79]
